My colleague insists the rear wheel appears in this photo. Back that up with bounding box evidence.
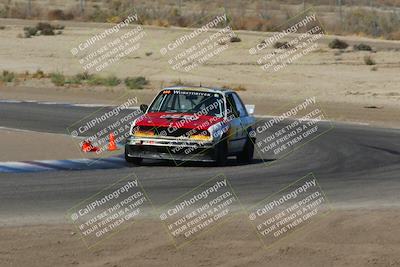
[237,137,254,164]
[125,146,143,165]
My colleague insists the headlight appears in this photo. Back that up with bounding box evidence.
[207,122,228,140]
[129,119,138,135]
[134,129,155,137]
[189,130,212,141]
[130,116,147,135]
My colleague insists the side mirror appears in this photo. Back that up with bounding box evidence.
[245,104,255,115]
[140,104,148,113]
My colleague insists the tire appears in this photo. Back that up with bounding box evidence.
[213,139,228,166]
[237,137,254,164]
[125,146,143,165]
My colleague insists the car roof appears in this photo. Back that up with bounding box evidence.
[162,86,234,94]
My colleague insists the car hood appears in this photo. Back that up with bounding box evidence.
[135,112,224,131]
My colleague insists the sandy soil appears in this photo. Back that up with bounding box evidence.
[0,19,399,128]
[0,128,120,161]
[0,209,399,267]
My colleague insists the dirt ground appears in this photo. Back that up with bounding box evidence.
[0,19,399,129]
[0,209,399,267]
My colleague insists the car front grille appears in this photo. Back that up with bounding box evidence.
[135,126,206,138]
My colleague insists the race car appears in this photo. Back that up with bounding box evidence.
[125,86,256,166]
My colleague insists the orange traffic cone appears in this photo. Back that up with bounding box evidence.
[81,140,99,152]
[108,133,118,151]
[81,140,92,152]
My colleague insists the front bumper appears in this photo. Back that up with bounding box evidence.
[125,136,217,162]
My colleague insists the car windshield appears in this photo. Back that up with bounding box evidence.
[148,90,224,117]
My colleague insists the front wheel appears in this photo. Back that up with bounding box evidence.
[125,146,143,165]
[237,137,254,164]
[213,139,228,166]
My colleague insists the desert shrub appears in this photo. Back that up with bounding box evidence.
[364,55,376,65]
[37,22,55,35]
[145,52,153,56]
[32,69,46,79]
[9,2,28,19]
[0,70,16,83]
[23,23,63,38]
[0,7,8,18]
[65,72,93,84]
[387,31,400,40]
[107,16,123,24]
[230,36,241,43]
[17,71,31,81]
[65,76,82,85]
[53,24,65,30]
[230,14,278,32]
[153,19,170,27]
[232,85,247,91]
[108,0,132,16]
[50,72,65,86]
[75,72,91,81]
[218,40,227,45]
[371,66,378,71]
[169,8,189,27]
[41,27,55,35]
[48,9,74,20]
[88,7,109,22]
[2,0,400,39]
[125,76,148,89]
[0,26,5,30]
[23,26,38,38]
[88,75,121,86]
[103,75,121,86]
[273,41,289,49]
[172,79,184,86]
[328,39,349,49]
[353,43,372,51]
[36,22,51,31]
[344,8,400,38]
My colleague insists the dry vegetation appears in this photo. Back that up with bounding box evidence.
[0,69,149,89]
[1,0,400,39]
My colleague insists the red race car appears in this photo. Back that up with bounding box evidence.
[125,86,256,166]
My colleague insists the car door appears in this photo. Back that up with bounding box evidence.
[232,92,255,131]
[225,93,247,153]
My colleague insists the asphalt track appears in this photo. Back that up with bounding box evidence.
[0,101,399,224]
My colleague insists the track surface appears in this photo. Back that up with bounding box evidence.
[0,101,399,224]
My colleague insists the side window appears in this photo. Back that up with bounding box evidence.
[226,93,239,118]
[232,93,247,117]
